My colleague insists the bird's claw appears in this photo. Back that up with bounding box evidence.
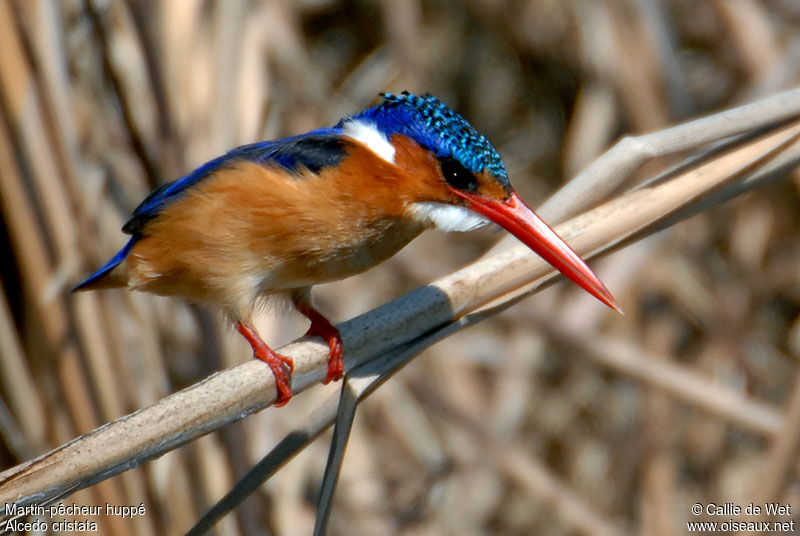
[323,339,344,384]
[304,323,344,384]
[252,347,295,407]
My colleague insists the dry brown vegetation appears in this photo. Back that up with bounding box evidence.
[1,1,800,535]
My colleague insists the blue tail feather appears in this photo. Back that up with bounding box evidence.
[72,237,136,292]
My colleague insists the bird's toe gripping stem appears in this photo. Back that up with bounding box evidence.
[293,299,344,384]
[236,322,294,407]
[305,319,344,384]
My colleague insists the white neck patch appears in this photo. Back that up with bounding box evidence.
[341,119,396,165]
[407,202,490,232]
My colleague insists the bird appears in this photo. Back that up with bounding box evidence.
[73,91,619,406]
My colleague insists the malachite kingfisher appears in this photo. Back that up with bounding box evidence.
[74,92,619,406]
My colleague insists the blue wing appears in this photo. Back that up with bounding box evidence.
[71,236,136,291]
[122,127,348,235]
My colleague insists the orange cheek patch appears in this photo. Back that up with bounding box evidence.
[475,170,510,202]
[318,134,450,217]
[387,137,509,206]
[388,135,455,202]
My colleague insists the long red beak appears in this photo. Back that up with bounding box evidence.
[452,189,621,312]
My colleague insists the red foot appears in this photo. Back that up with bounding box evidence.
[293,300,344,384]
[236,322,294,407]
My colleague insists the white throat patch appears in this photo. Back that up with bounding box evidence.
[408,202,490,232]
[341,120,396,164]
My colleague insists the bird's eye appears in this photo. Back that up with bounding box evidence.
[440,157,478,192]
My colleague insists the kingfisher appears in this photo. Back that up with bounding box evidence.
[74,92,618,406]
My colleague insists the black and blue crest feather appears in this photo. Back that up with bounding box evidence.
[347,92,509,190]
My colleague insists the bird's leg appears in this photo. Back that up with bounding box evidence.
[236,321,294,407]
[292,292,344,384]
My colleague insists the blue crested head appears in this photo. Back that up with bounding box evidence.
[344,92,509,189]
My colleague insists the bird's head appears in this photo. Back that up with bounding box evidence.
[339,92,619,311]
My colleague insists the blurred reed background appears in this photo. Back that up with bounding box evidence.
[1,0,800,534]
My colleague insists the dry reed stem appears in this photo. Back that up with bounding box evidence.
[528,312,781,436]
[0,279,46,456]
[0,4,140,526]
[415,385,627,536]
[2,116,799,516]
[740,371,800,529]
[536,86,800,224]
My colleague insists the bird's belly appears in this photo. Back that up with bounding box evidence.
[259,219,424,290]
[126,219,422,317]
